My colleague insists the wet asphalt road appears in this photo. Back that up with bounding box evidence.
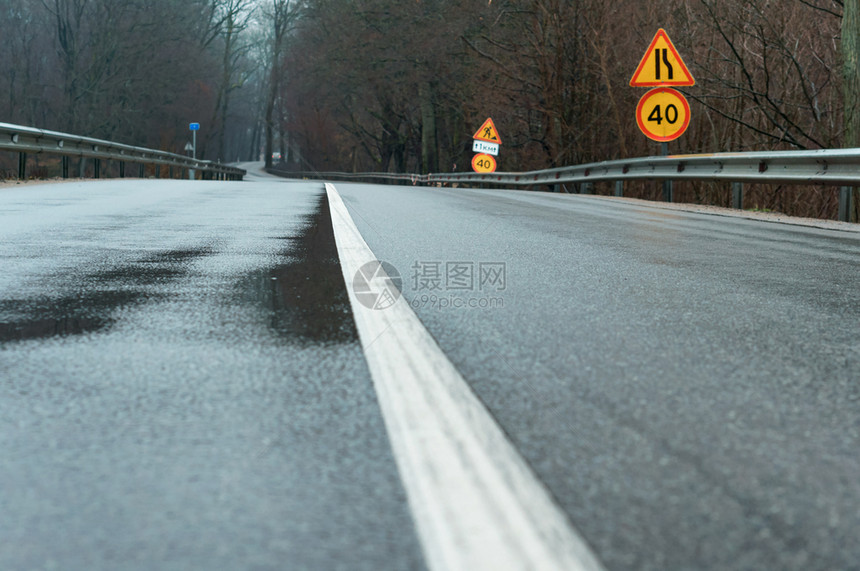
[2,167,860,570]
[333,182,860,571]
[0,177,425,570]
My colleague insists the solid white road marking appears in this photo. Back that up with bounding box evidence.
[325,183,605,571]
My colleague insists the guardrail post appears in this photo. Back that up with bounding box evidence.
[615,180,624,197]
[169,166,174,179]
[18,152,26,180]
[839,186,853,222]
[732,182,744,210]
[661,142,673,202]
[138,164,144,178]
[582,182,593,195]
[62,157,69,179]
[662,179,673,202]
[119,162,125,178]
[93,159,101,179]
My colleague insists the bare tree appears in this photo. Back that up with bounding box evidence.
[693,0,841,150]
[263,0,299,169]
[206,0,257,161]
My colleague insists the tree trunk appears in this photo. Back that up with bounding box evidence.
[264,1,296,170]
[264,90,275,169]
[843,0,860,221]
[248,118,261,161]
[419,83,438,173]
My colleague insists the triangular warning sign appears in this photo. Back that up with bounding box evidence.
[473,118,502,144]
[630,29,695,87]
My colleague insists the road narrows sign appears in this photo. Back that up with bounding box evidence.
[630,29,695,87]
[472,153,497,173]
[636,87,691,142]
[473,118,502,144]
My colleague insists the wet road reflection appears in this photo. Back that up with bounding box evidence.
[0,248,213,343]
[0,180,427,571]
[238,194,357,345]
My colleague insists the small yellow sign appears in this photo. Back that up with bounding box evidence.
[636,87,691,142]
[473,118,502,144]
[630,29,695,87]
[471,153,497,173]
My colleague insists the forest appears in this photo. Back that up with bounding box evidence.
[0,0,856,219]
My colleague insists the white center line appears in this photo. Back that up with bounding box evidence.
[325,183,605,571]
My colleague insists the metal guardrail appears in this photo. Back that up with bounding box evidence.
[268,168,421,185]
[0,122,245,181]
[271,148,859,222]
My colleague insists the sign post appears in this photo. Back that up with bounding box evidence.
[471,118,501,173]
[188,122,200,180]
[630,29,695,201]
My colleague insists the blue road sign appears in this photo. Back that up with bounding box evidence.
[189,122,200,131]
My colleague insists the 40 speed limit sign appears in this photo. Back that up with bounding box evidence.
[471,153,497,173]
[636,87,691,142]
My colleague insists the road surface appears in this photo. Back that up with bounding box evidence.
[1,164,858,570]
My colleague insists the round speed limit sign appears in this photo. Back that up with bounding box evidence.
[636,87,691,142]
[471,153,497,173]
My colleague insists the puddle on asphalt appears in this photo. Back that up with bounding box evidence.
[95,266,184,286]
[144,248,214,264]
[92,247,213,286]
[0,198,357,347]
[0,291,145,343]
[0,247,212,344]
[239,193,358,346]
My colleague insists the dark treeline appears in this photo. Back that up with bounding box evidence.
[0,0,263,162]
[1,0,856,218]
[281,1,846,167]
[277,0,854,219]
